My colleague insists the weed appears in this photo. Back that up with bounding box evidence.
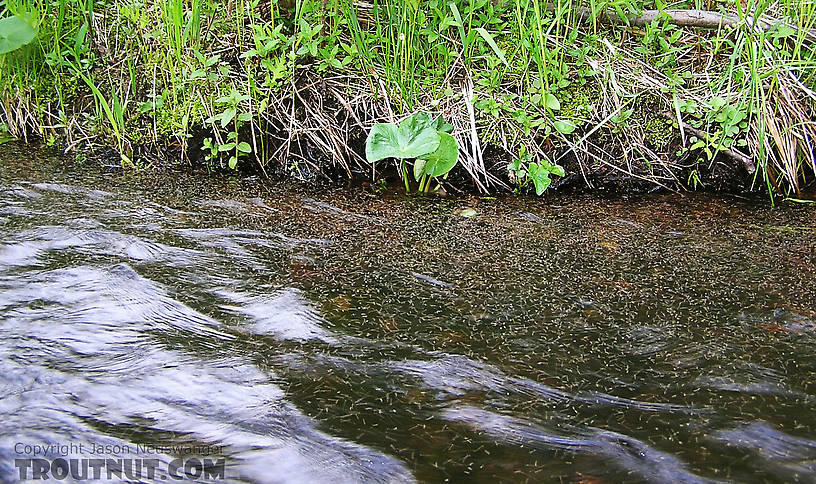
[366,112,459,194]
[204,88,252,169]
[508,146,565,195]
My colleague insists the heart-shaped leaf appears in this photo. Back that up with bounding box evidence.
[544,93,560,111]
[0,15,38,55]
[365,113,441,163]
[553,119,576,134]
[417,132,459,177]
[528,163,553,195]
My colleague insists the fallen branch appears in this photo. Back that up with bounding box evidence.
[573,6,816,40]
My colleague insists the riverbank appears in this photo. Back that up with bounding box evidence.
[1,0,815,199]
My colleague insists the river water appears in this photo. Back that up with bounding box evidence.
[1,146,816,483]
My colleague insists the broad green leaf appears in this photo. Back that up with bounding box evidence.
[528,163,553,195]
[418,132,459,177]
[365,114,441,163]
[228,156,238,169]
[544,93,560,111]
[220,108,236,128]
[237,142,252,153]
[553,119,576,134]
[0,16,38,55]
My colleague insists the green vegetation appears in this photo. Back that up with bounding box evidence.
[0,13,37,54]
[1,0,815,199]
[508,146,565,195]
[365,112,458,193]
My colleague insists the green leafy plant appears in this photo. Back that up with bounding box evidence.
[242,23,291,87]
[507,146,565,195]
[365,114,440,161]
[677,97,749,161]
[295,19,322,58]
[365,112,458,193]
[475,96,501,118]
[204,88,252,169]
[687,168,704,189]
[636,10,682,67]
[201,137,219,169]
[0,14,37,55]
[526,78,576,135]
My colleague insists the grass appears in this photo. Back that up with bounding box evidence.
[0,0,815,198]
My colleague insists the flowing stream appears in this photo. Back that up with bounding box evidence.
[2,146,816,483]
